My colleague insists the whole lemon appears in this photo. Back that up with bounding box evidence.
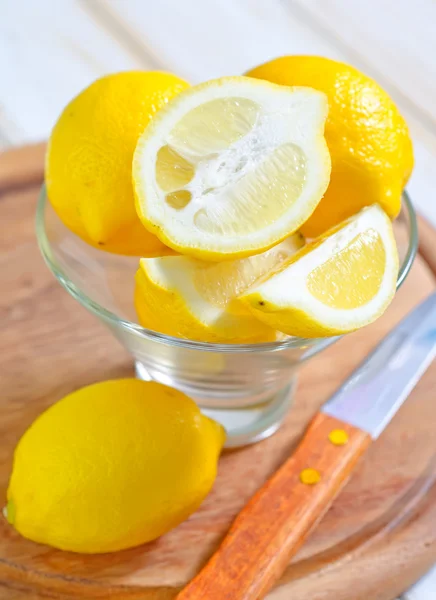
[45,71,189,256]
[247,56,414,237]
[5,379,225,553]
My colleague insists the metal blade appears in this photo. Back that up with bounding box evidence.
[322,292,436,438]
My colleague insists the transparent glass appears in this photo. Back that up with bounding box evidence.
[36,186,418,447]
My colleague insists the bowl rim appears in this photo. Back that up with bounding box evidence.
[36,185,418,354]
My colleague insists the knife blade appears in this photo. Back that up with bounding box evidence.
[323,291,436,437]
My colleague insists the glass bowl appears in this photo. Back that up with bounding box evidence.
[36,186,418,447]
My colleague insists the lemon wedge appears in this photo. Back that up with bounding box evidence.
[133,76,330,260]
[239,205,399,338]
[135,234,303,343]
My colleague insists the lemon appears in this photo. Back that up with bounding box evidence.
[133,76,331,260]
[46,71,189,256]
[135,233,303,343]
[239,205,398,338]
[247,56,414,237]
[5,379,225,553]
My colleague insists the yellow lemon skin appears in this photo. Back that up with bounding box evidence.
[134,265,277,344]
[45,71,189,256]
[247,56,413,237]
[6,379,225,554]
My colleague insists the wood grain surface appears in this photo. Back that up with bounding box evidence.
[1,145,436,599]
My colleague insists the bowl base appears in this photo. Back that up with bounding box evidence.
[135,361,295,448]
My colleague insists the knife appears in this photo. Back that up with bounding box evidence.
[177,292,436,600]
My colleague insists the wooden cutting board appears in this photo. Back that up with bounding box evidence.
[1,144,436,600]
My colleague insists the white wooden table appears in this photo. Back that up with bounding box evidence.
[1,1,435,597]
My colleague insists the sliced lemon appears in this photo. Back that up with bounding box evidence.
[135,234,304,343]
[239,205,399,338]
[133,77,330,261]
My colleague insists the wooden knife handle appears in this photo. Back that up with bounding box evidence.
[177,413,371,600]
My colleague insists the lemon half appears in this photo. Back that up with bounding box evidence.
[135,234,303,343]
[133,76,330,261]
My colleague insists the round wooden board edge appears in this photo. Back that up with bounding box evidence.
[1,144,436,600]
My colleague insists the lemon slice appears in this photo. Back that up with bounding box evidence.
[239,206,399,338]
[133,77,330,261]
[135,234,304,343]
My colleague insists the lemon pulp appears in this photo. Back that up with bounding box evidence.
[134,77,330,260]
[307,229,386,309]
